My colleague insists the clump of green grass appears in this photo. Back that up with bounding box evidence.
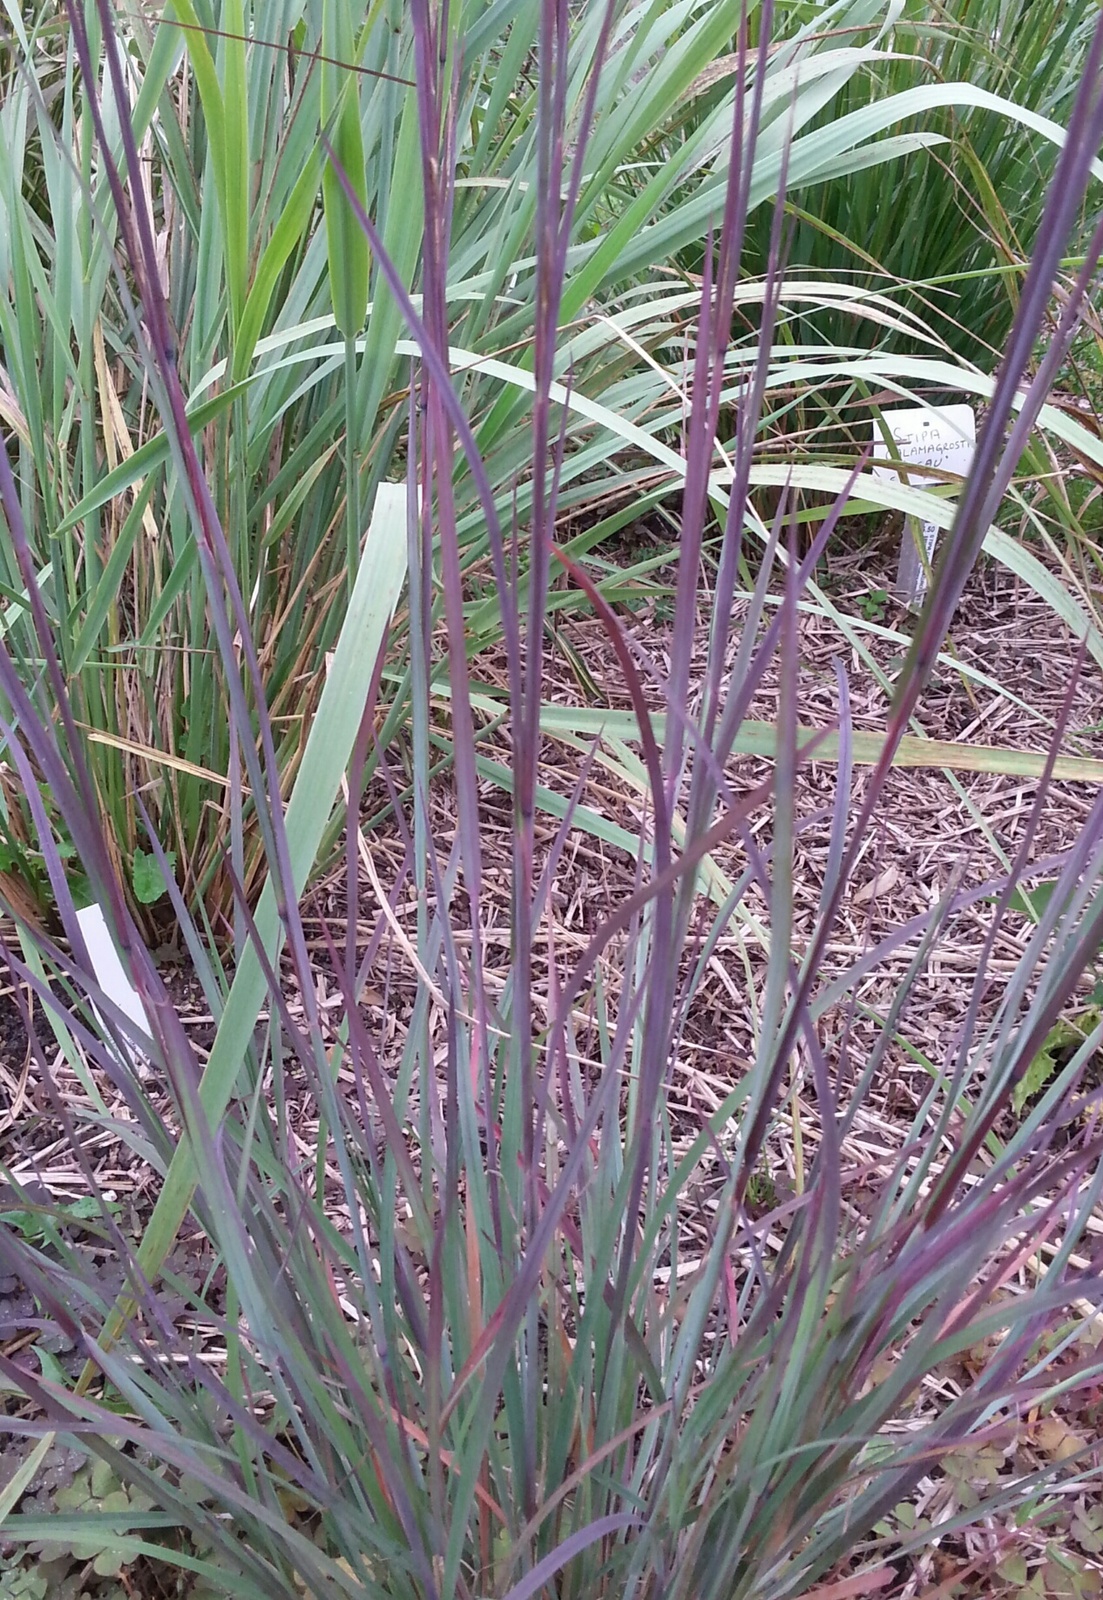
[738,0,1099,364]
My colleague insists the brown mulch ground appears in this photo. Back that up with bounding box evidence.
[427,529,1103,1134]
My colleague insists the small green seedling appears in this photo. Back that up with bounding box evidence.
[0,1195,118,1250]
[131,846,176,906]
[1012,1008,1100,1118]
[857,586,890,622]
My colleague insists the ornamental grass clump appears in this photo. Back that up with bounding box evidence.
[738,0,1099,364]
[2,0,1101,930]
[0,4,1101,1599]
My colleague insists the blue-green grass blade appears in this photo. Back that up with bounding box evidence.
[95,484,407,1343]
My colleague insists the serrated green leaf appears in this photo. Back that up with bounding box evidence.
[1012,1021,1087,1116]
[131,847,175,905]
[1013,1046,1060,1117]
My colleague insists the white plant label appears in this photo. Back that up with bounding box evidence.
[870,404,976,608]
[75,902,152,1074]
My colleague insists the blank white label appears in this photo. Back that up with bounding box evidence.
[75,903,152,1068]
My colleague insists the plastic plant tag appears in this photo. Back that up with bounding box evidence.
[75,902,152,1076]
[870,404,976,609]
